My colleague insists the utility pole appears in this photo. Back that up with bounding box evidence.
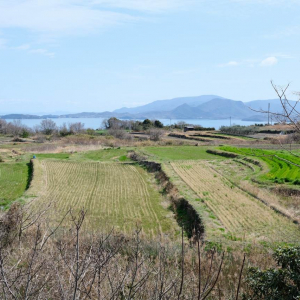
[268,103,270,125]
[230,116,231,126]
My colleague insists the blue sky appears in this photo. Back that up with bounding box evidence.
[0,0,299,114]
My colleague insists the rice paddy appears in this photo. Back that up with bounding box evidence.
[171,160,300,245]
[219,146,300,184]
[30,160,177,238]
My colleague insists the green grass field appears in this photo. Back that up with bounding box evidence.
[34,153,71,160]
[219,146,300,185]
[142,146,223,161]
[34,148,131,162]
[75,148,130,162]
[0,162,30,208]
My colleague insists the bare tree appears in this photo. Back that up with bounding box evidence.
[40,119,57,135]
[254,81,299,129]
[148,129,164,141]
[0,203,245,299]
[69,122,85,134]
[251,81,300,155]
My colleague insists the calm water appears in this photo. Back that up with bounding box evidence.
[4,118,264,130]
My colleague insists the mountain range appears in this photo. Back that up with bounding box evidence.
[0,95,295,121]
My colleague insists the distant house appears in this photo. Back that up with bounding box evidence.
[184,126,194,132]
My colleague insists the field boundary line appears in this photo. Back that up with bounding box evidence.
[129,151,205,240]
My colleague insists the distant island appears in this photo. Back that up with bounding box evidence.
[1,95,292,121]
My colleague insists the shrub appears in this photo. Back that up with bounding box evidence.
[243,246,300,300]
[86,128,96,135]
[154,120,164,128]
[220,125,257,136]
[20,129,30,138]
[107,129,133,141]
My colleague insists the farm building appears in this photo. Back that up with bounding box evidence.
[184,126,194,132]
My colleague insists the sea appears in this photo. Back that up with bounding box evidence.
[4,118,265,130]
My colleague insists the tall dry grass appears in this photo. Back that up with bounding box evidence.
[0,203,275,299]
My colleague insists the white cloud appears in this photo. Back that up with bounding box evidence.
[0,2,133,38]
[226,61,239,66]
[260,56,278,66]
[267,53,294,59]
[265,26,300,39]
[0,0,194,38]
[12,43,55,58]
[218,61,239,67]
[29,48,55,58]
[14,44,30,50]
[219,56,283,68]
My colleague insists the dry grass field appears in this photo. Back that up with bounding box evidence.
[30,160,177,238]
[171,161,300,245]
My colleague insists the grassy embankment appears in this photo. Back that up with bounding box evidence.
[140,145,221,161]
[0,150,32,209]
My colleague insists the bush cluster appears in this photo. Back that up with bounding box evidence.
[220,125,258,136]
[103,117,164,131]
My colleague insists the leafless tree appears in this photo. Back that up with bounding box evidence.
[69,122,85,134]
[0,203,246,299]
[39,119,57,135]
[253,81,299,128]
[252,81,300,155]
[148,129,164,141]
[0,119,7,134]
[108,128,133,140]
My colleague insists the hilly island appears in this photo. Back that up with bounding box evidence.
[1,95,293,121]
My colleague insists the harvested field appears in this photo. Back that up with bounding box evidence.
[171,161,300,245]
[31,160,177,238]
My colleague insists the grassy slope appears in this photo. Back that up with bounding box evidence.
[34,148,131,162]
[73,148,131,162]
[141,146,223,161]
[0,149,33,208]
[220,146,300,184]
[35,153,71,159]
[0,162,29,208]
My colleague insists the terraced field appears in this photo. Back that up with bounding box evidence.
[171,161,300,244]
[220,146,300,184]
[32,160,177,238]
[142,146,221,161]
